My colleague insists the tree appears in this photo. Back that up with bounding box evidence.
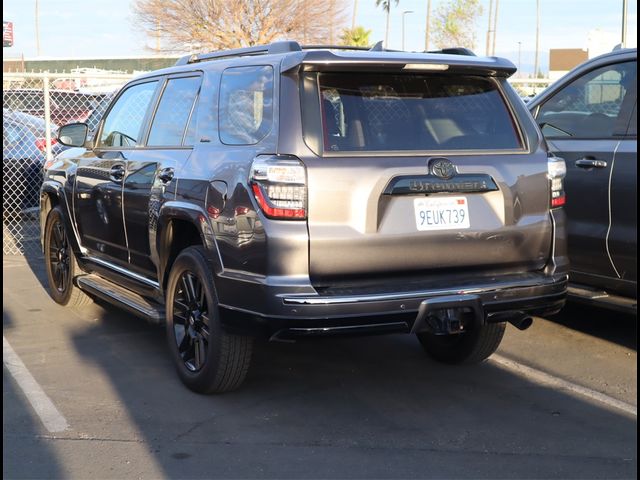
[340,26,372,47]
[132,0,347,53]
[375,0,399,48]
[430,0,483,50]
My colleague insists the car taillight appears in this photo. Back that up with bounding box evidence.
[547,155,566,208]
[35,137,58,152]
[249,155,307,220]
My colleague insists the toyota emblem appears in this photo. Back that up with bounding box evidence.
[429,158,457,180]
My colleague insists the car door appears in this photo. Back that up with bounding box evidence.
[122,74,202,278]
[534,60,637,285]
[74,80,160,267]
[608,95,637,296]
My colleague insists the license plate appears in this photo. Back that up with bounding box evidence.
[414,196,470,231]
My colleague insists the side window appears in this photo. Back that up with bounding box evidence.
[537,61,637,138]
[147,76,201,146]
[219,65,274,145]
[99,81,158,147]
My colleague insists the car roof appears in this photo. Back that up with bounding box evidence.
[3,108,57,132]
[129,41,517,82]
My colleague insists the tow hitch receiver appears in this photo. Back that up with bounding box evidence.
[411,294,484,336]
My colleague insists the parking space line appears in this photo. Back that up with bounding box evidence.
[3,336,69,432]
[492,354,637,417]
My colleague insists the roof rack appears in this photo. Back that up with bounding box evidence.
[175,41,302,66]
[302,44,370,51]
[426,47,476,56]
[175,40,389,66]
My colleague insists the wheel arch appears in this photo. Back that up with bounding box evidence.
[157,202,223,292]
[40,180,81,255]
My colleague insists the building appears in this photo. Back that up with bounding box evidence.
[548,48,589,81]
[3,55,180,74]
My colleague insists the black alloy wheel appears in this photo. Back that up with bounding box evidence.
[43,206,92,307]
[172,270,211,372]
[165,246,252,394]
[48,221,71,294]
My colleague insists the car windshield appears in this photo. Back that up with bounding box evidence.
[317,72,522,152]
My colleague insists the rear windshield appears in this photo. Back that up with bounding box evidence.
[318,73,522,152]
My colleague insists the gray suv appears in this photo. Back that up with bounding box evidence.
[42,42,568,393]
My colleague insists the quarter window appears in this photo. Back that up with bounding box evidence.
[537,61,636,138]
[99,81,158,147]
[219,66,274,145]
[148,76,201,146]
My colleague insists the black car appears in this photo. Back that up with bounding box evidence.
[528,48,637,312]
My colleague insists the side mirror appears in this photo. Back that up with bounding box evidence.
[57,123,89,147]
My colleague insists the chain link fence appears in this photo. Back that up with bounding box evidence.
[508,78,552,100]
[3,72,132,256]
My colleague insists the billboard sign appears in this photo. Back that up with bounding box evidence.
[3,21,14,47]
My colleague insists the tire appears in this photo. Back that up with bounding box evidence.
[165,246,253,394]
[417,321,506,365]
[43,206,93,307]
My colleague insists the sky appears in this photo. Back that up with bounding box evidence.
[2,0,637,75]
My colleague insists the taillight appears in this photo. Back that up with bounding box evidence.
[547,155,566,208]
[249,155,307,220]
[35,137,58,152]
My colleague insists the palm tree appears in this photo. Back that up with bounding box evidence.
[340,26,372,47]
[375,0,399,48]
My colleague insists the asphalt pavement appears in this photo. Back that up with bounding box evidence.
[3,254,637,479]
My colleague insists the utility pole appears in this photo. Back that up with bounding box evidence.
[384,2,391,48]
[534,0,540,78]
[302,0,307,44]
[517,41,522,76]
[156,18,161,53]
[424,0,432,51]
[402,10,413,51]
[622,0,628,47]
[329,0,335,44]
[485,0,493,56]
[35,0,41,56]
[491,0,499,55]
[352,0,358,30]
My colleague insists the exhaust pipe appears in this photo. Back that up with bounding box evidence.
[508,314,534,331]
[487,311,534,331]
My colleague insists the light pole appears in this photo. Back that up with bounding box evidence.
[622,0,628,47]
[534,0,540,78]
[402,10,414,51]
[424,0,432,51]
[517,41,522,76]
[35,0,41,56]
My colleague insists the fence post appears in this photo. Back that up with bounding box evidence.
[42,74,53,162]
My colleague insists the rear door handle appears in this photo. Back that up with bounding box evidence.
[158,167,175,184]
[575,158,607,169]
[109,164,125,182]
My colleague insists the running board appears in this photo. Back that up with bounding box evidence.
[76,274,165,323]
[568,285,637,313]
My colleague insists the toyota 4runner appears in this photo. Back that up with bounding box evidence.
[42,42,568,393]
